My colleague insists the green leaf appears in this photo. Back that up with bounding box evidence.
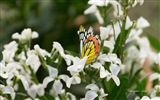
[44,93,55,100]
[108,73,129,100]
[135,78,147,97]
[65,50,79,57]
[38,93,55,100]
[147,33,160,51]
[129,68,142,87]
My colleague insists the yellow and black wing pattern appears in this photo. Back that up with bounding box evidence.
[77,25,100,64]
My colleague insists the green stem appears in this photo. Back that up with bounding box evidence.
[38,56,48,71]
[119,16,126,62]
[102,79,108,95]
[111,21,116,41]
[28,66,39,84]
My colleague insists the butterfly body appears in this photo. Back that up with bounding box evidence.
[78,25,100,64]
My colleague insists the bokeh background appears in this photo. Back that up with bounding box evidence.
[0,0,160,57]
[0,0,160,98]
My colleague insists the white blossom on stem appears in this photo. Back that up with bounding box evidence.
[27,84,44,98]
[0,85,15,100]
[82,84,108,100]
[34,45,50,57]
[84,5,104,24]
[2,41,18,63]
[53,42,74,65]
[12,28,39,40]
[26,50,41,73]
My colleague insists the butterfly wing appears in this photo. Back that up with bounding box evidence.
[81,40,97,64]
[78,25,100,64]
[77,25,87,56]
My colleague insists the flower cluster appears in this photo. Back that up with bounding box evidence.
[0,0,159,100]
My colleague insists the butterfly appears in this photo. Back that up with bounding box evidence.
[77,25,100,64]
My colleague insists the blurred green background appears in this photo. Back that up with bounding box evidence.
[0,0,159,98]
[0,0,159,58]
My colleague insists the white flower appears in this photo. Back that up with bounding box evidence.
[87,0,123,17]
[26,51,40,73]
[2,41,18,62]
[27,84,44,98]
[106,22,121,43]
[66,92,76,100]
[84,5,97,14]
[110,0,123,17]
[91,61,120,86]
[100,65,120,86]
[85,0,123,23]
[12,28,39,40]
[103,41,114,52]
[0,85,15,99]
[150,73,160,81]
[18,75,29,91]
[140,96,160,100]
[67,56,88,75]
[84,5,104,24]
[42,65,69,95]
[0,63,8,78]
[99,22,122,41]
[53,42,64,54]
[125,16,133,30]
[136,17,150,29]
[43,65,58,88]
[1,62,22,85]
[128,29,143,39]
[0,96,6,100]
[83,84,108,100]
[99,26,109,40]
[132,0,144,7]
[53,42,74,65]
[140,96,150,100]
[51,80,63,96]
[155,53,160,66]
[66,74,81,88]
[149,85,160,98]
[88,0,110,6]
[34,45,50,57]
[90,62,102,69]
[137,37,151,63]
[98,53,121,65]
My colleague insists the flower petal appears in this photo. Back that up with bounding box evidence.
[19,75,29,91]
[103,41,114,52]
[46,65,58,78]
[32,31,39,39]
[136,17,150,29]
[36,84,44,96]
[85,90,98,100]
[86,84,99,91]
[84,5,97,14]
[125,16,133,30]
[53,42,64,53]
[2,86,15,99]
[26,54,40,73]
[100,27,109,40]
[91,62,102,69]
[111,75,120,86]
[95,11,104,24]
[43,77,53,88]
[100,66,109,78]
[59,74,69,83]
[53,80,63,96]
[109,64,120,76]
[150,73,160,81]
